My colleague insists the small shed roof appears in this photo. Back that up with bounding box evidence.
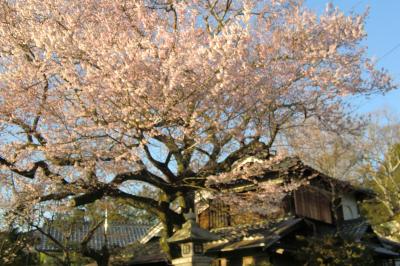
[338,217,370,240]
[167,212,219,244]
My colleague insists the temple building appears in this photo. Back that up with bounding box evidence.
[131,157,400,266]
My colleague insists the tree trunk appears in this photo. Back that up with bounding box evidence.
[183,191,195,214]
[159,215,181,259]
[95,256,109,266]
[156,190,196,259]
[62,251,71,266]
[96,245,110,266]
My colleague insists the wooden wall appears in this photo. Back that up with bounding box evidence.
[199,185,335,230]
[199,200,231,229]
[294,186,333,224]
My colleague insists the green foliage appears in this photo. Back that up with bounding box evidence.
[38,251,91,266]
[292,121,400,242]
[295,235,374,266]
[360,143,400,241]
[107,242,142,266]
[0,229,37,266]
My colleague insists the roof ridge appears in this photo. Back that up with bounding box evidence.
[210,216,297,233]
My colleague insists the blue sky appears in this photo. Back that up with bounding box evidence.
[306,0,400,114]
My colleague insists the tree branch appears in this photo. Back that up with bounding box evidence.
[112,169,174,192]
[143,143,176,181]
[0,157,53,179]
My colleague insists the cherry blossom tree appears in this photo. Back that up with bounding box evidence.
[0,0,394,258]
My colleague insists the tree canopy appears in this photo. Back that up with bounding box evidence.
[0,0,394,258]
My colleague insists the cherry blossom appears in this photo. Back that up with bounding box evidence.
[0,0,394,258]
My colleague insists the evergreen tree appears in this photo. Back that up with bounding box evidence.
[361,143,400,241]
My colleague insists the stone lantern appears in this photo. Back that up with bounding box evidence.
[167,210,219,266]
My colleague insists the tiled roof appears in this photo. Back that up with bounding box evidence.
[338,218,370,240]
[129,238,169,265]
[139,222,162,244]
[35,222,150,251]
[131,218,304,264]
[168,212,219,244]
[335,218,400,257]
[207,156,373,197]
[205,217,304,252]
[369,244,399,257]
[130,216,400,264]
[380,237,400,251]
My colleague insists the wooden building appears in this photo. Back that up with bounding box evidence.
[131,157,400,266]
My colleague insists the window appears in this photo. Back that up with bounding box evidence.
[343,205,354,219]
[243,256,255,266]
[212,258,228,266]
[199,200,231,230]
[341,194,360,220]
[209,200,231,228]
[194,243,203,254]
[182,244,191,255]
